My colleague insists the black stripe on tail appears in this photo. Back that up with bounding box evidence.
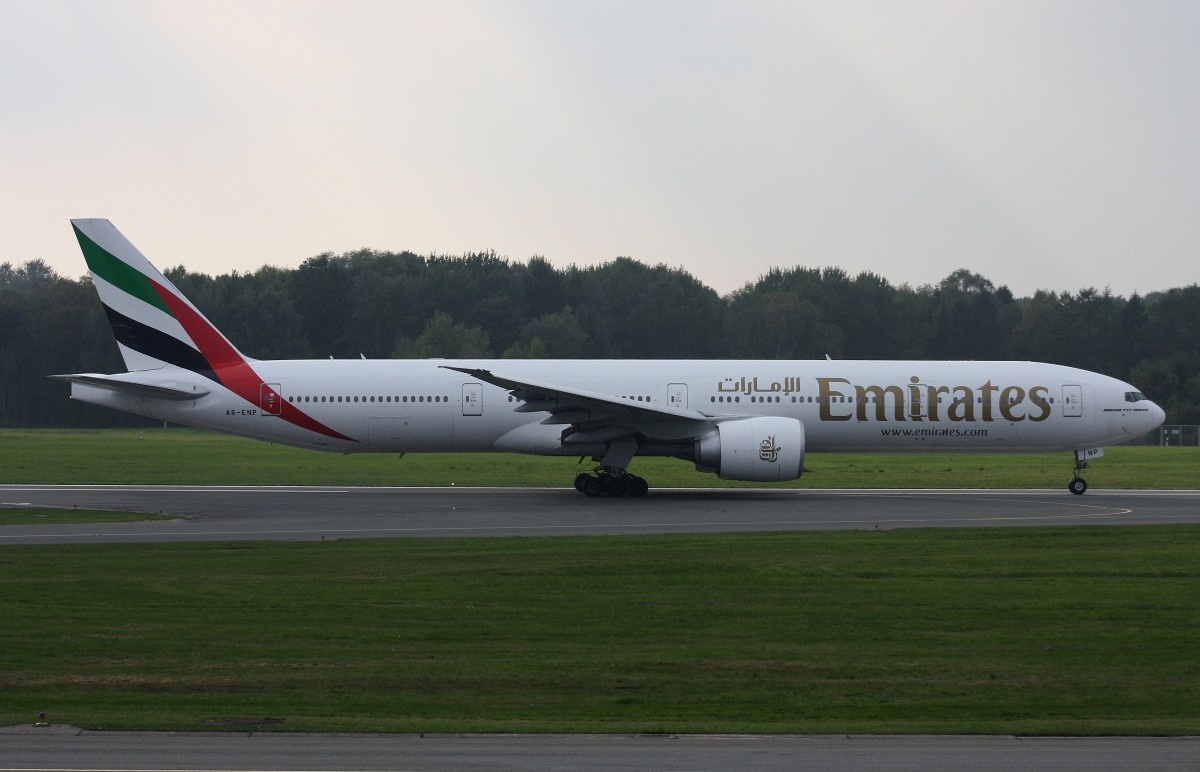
[102,304,217,380]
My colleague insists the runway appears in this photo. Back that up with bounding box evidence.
[1,484,1198,544]
[2,725,1198,772]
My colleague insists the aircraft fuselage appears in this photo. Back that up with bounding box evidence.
[67,357,1162,457]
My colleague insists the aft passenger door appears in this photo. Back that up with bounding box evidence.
[260,383,282,416]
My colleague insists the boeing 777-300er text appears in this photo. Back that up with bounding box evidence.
[54,219,1165,496]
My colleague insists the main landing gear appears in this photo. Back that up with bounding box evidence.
[574,467,649,498]
[1069,453,1089,495]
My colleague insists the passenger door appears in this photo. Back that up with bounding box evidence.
[1062,385,1083,417]
[462,382,483,416]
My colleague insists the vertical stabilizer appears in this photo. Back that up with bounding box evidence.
[70,219,357,444]
[71,218,246,375]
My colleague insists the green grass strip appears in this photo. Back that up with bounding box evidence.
[1,428,1193,488]
[2,526,1198,734]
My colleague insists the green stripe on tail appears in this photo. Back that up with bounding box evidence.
[72,224,172,315]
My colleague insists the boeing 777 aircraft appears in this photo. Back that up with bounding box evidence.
[55,219,1165,496]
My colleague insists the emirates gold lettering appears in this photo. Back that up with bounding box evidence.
[948,386,976,421]
[817,377,852,421]
[930,385,951,421]
[854,383,904,421]
[723,375,1054,423]
[999,385,1026,422]
[1027,386,1051,422]
[980,380,998,422]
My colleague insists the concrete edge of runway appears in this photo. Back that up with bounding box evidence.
[4,485,1200,544]
[3,483,1196,493]
[3,723,1199,772]
[5,723,1200,738]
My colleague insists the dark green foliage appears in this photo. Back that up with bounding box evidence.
[559,257,724,358]
[3,249,1199,427]
[503,308,588,358]
[1,262,131,427]
[393,311,492,358]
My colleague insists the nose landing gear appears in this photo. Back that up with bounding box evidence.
[1068,451,1091,495]
[574,467,649,497]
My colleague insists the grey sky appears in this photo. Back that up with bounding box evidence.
[3,1,1197,298]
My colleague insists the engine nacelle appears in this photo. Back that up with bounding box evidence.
[694,416,805,482]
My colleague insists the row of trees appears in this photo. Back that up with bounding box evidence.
[2,252,1198,427]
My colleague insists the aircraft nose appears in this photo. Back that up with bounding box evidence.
[1150,401,1167,429]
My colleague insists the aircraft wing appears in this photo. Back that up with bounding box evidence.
[49,373,211,401]
[440,365,716,444]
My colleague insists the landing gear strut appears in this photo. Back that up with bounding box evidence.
[1068,454,1089,495]
[574,467,649,498]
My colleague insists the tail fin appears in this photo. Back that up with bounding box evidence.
[72,219,248,376]
[69,219,356,444]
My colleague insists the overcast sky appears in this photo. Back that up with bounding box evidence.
[3,1,1197,298]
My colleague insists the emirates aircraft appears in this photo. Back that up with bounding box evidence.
[54,219,1165,496]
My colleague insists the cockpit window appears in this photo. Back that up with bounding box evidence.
[1125,391,1148,403]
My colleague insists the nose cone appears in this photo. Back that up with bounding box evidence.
[1149,401,1167,430]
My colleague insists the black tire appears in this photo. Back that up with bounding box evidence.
[603,474,630,497]
[581,476,603,497]
[1068,477,1088,495]
[628,476,649,497]
[574,473,589,492]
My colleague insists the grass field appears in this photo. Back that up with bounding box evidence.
[1,427,1194,489]
[2,527,1198,734]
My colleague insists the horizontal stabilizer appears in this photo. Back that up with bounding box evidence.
[49,373,210,401]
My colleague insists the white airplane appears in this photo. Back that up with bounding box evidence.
[54,219,1165,496]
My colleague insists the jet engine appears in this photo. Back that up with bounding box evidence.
[693,416,805,482]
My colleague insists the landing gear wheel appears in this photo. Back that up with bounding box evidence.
[575,465,649,498]
[628,476,649,498]
[601,473,630,497]
[1068,451,1093,496]
[580,475,603,497]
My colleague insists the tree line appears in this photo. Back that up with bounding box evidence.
[2,251,1197,427]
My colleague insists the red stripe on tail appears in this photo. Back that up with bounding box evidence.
[149,279,357,443]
